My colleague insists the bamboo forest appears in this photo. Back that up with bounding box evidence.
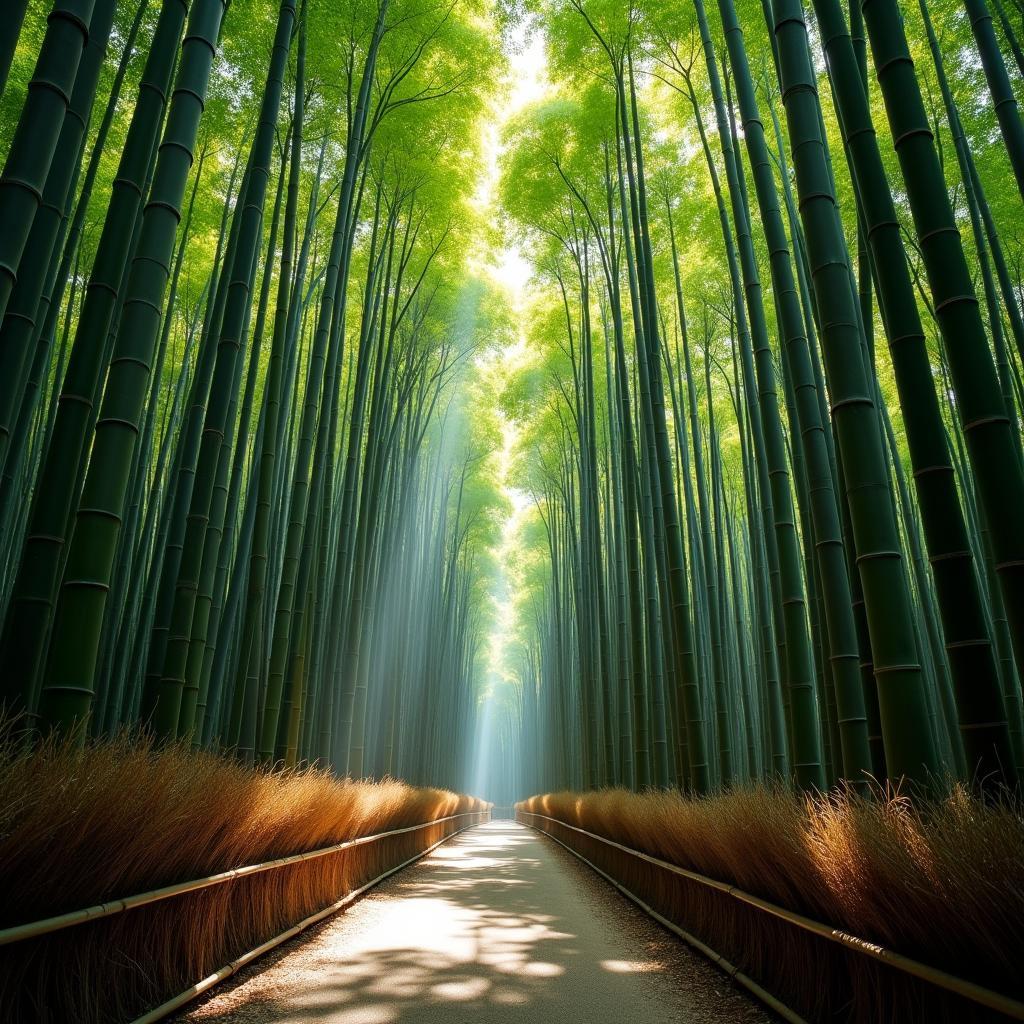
[1,0,1023,1021]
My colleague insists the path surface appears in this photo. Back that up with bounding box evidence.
[180,820,772,1023]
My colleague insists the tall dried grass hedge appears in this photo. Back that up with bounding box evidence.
[0,729,487,1023]
[517,786,1024,1023]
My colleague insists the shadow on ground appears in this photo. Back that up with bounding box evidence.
[181,820,769,1023]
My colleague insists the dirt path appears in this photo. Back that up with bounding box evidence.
[179,819,773,1023]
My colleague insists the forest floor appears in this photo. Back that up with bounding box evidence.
[176,820,772,1023]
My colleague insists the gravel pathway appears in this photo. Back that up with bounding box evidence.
[177,819,773,1023]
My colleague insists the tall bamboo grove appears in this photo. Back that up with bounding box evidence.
[0,0,504,789]
[502,0,1024,798]
[1,0,1023,800]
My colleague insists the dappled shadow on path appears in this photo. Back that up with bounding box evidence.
[185,820,695,1023]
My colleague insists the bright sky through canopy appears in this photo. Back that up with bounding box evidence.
[473,17,548,303]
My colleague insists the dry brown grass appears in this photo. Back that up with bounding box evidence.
[0,728,487,1023]
[517,785,1024,1023]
